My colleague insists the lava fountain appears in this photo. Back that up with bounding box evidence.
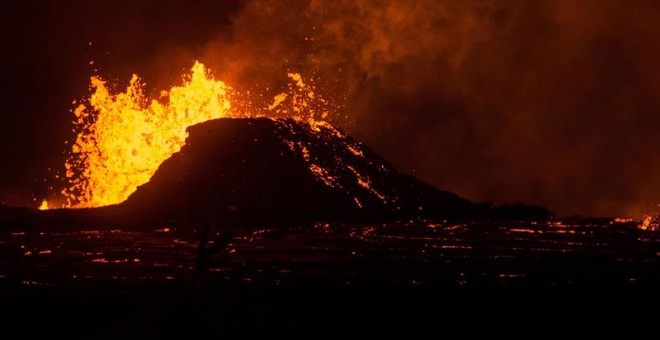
[52,61,327,209]
[62,61,233,208]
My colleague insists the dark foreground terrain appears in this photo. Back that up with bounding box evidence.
[1,219,659,339]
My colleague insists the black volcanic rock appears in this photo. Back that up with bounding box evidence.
[0,204,32,227]
[121,118,477,227]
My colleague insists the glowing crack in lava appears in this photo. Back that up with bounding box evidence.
[63,61,233,207]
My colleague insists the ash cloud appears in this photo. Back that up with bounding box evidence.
[197,0,660,217]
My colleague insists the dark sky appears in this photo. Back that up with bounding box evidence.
[2,0,660,217]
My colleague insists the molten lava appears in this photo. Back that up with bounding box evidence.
[63,62,233,207]
[639,214,660,231]
[38,200,49,210]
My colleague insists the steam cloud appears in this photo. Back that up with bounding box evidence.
[194,0,660,217]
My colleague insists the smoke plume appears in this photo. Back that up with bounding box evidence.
[192,0,660,217]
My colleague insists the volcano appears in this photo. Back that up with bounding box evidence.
[121,117,477,227]
[10,118,551,232]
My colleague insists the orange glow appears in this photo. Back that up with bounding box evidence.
[346,165,387,203]
[38,200,49,210]
[614,217,633,223]
[90,258,130,264]
[510,228,536,234]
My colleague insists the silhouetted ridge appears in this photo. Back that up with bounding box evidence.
[122,118,477,227]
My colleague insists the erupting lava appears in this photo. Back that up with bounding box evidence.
[62,62,231,207]
[62,62,233,208]
[50,61,331,209]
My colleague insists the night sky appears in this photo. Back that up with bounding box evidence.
[2,0,660,217]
